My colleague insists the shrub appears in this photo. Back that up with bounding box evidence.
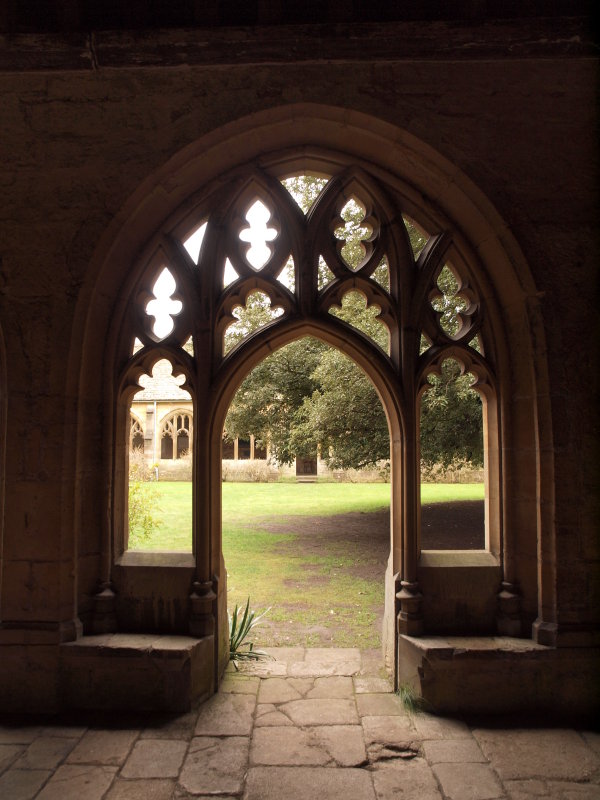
[128,448,162,547]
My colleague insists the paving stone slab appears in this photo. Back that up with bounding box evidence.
[105,778,176,799]
[14,736,77,769]
[312,725,367,767]
[0,726,43,745]
[254,705,295,727]
[304,648,362,665]
[0,743,25,772]
[354,677,393,694]
[194,691,256,736]
[361,715,414,747]
[278,698,358,725]
[545,781,600,799]
[40,725,88,739]
[140,711,197,740]
[257,677,306,704]
[219,674,260,694]
[245,765,376,800]
[120,739,187,779]
[473,728,600,781]
[262,647,306,664]
[432,762,505,800]
[422,738,488,764]
[179,736,249,795]
[0,768,51,800]
[306,676,354,699]
[579,731,600,757]
[410,712,472,740]
[502,778,551,799]
[357,693,407,717]
[67,729,138,766]
[36,764,118,800]
[251,726,331,766]
[372,758,444,800]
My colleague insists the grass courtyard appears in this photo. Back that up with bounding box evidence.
[130,481,484,648]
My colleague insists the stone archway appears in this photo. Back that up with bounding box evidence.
[71,105,551,703]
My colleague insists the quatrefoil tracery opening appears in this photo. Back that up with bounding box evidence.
[223,290,285,355]
[145,267,183,340]
[238,200,278,270]
[334,197,376,272]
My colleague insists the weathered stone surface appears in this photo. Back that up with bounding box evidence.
[289,649,362,677]
[36,765,118,800]
[254,705,295,727]
[245,765,376,800]
[139,712,197,740]
[372,758,443,799]
[473,728,600,780]
[105,778,176,800]
[194,692,256,736]
[313,725,367,767]
[278,698,358,726]
[432,762,504,800]
[0,726,43,745]
[422,738,487,764]
[361,715,413,747]
[257,677,306,704]
[354,677,393,694]
[120,739,187,779]
[250,726,330,766]
[307,676,354,699]
[0,743,25,771]
[14,736,77,769]
[356,693,407,717]
[219,674,260,695]
[0,768,51,800]
[411,713,471,740]
[179,736,249,795]
[67,729,138,766]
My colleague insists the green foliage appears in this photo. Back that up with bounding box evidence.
[229,598,271,668]
[292,348,390,471]
[127,449,162,549]
[396,683,428,714]
[420,359,483,469]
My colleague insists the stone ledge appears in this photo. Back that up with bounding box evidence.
[398,635,600,716]
[60,634,214,712]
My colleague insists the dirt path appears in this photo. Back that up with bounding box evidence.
[255,500,484,646]
[262,500,485,557]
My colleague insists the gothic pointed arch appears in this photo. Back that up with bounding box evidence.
[71,106,553,699]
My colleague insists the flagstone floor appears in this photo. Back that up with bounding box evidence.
[0,647,598,799]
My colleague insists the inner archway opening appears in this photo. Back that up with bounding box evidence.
[221,335,391,657]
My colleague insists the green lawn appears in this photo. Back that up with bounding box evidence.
[128,480,484,648]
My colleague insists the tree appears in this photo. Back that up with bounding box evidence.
[420,360,484,470]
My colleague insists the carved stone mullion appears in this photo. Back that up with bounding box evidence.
[497,580,522,636]
[91,580,117,634]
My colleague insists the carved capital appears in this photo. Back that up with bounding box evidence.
[189,579,217,638]
[396,580,424,636]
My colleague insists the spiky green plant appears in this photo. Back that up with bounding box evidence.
[229,598,271,669]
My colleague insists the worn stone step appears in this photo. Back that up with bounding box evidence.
[60,634,214,712]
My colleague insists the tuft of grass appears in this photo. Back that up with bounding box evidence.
[396,683,428,714]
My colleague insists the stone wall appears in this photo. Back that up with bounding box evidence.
[0,16,597,711]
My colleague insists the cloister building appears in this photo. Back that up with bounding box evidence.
[0,2,597,717]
